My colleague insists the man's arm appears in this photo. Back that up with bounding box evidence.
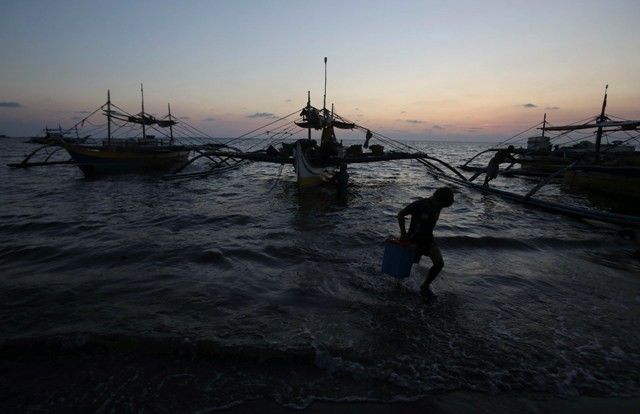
[397,207,409,239]
[398,202,418,239]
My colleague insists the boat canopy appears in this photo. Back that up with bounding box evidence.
[295,106,355,130]
[103,110,177,128]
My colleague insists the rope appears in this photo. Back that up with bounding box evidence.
[267,164,286,193]
[221,110,301,147]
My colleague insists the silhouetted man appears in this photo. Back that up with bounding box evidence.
[398,187,454,300]
[470,145,517,187]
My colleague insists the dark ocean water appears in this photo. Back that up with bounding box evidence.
[1,138,639,411]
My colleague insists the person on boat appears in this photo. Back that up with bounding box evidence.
[397,187,454,300]
[364,129,373,149]
[320,125,339,162]
[470,145,517,187]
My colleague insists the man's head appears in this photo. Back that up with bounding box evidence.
[507,145,515,152]
[433,187,454,208]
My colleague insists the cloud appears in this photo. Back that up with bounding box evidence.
[467,127,483,132]
[203,117,216,122]
[396,119,423,124]
[285,99,292,103]
[0,101,22,108]
[71,116,83,120]
[74,110,90,114]
[431,124,444,130]
[545,106,560,110]
[400,111,407,114]
[248,112,276,119]
[523,103,537,108]
[179,116,190,120]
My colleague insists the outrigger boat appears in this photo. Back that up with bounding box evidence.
[191,58,455,189]
[9,85,242,177]
[60,86,190,176]
[460,86,640,201]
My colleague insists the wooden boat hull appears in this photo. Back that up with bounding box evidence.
[564,168,640,200]
[292,142,337,187]
[519,151,640,174]
[62,143,190,175]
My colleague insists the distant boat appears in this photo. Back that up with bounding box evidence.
[60,86,191,176]
[27,126,89,145]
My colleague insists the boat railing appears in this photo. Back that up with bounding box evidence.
[99,137,174,147]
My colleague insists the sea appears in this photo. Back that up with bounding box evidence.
[1,138,639,412]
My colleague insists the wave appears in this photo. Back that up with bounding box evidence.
[437,235,610,250]
[0,333,320,364]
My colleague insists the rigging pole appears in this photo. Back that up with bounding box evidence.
[595,84,608,162]
[141,83,146,140]
[107,89,112,144]
[168,103,174,144]
[307,91,311,140]
[541,113,546,139]
[323,57,327,110]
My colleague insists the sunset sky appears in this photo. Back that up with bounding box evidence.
[1,0,638,140]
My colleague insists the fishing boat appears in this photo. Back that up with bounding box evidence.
[461,87,640,197]
[536,88,640,200]
[192,58,451,189]
[290,81,355,187]
[8,86,243,177]
[59,86,191,175]
[27,126,89,145]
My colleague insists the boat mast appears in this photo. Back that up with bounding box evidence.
[595,84,608,162]
[323,57,327,110]
[307,91,311,140]
[140,83,146,139]
[107,89,112,144]
[541,113,546,140]
[168,103,174,144]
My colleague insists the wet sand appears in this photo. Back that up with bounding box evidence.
[225,393,640,414]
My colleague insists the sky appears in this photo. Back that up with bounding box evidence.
[0,0,639,140]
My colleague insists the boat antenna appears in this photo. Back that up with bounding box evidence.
[323,57,327,110]
[140,83,146,140]
[107,89,112,144]
[168,102,174,144]
[595,84,608,162]
[541,112,546,139]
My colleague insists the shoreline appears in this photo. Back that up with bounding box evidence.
[223,392,640,413]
